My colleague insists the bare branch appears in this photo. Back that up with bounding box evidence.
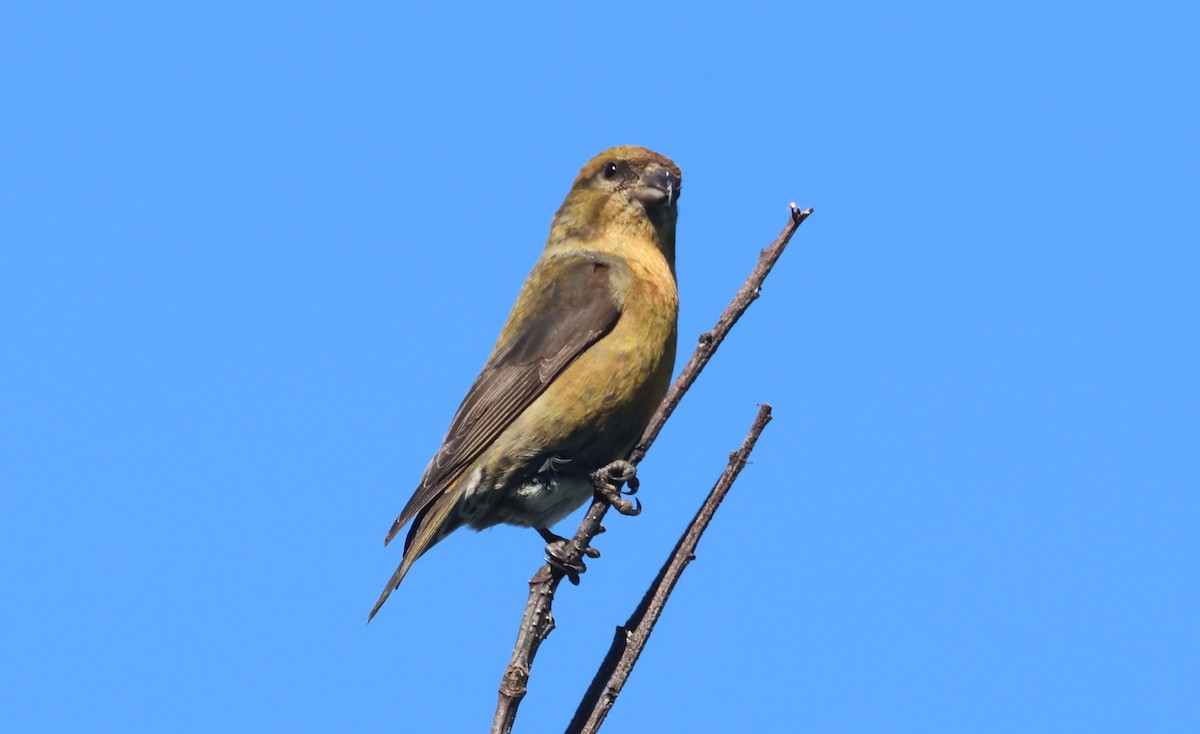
[490,204,814,734]
[567,403,774,734]
[631,203,812,462]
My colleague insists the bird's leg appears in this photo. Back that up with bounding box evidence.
[591,459,642,516]
[537,527,599,585]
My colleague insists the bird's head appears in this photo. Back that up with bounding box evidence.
[549,146,681,266]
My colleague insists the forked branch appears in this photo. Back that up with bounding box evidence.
[490,204,814,734]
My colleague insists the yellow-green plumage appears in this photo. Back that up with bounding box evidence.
[370,146,680,621]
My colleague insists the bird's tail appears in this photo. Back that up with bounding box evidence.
[367,488,461,623]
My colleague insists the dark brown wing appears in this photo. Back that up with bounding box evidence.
[384,252,626,545]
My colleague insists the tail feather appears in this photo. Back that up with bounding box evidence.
[367,489,462,623]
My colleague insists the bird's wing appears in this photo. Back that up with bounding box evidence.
[384,253,626,546]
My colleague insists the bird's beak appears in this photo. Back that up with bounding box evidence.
[632,167,680,208]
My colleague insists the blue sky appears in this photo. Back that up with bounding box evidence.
[3,2,1197,732]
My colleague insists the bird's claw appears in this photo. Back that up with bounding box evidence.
[596,459,639,493]
[593,484,643,516]
[544,539,587,584]
[592,460,643,515]
[624,475,640,494]
[538,528,598,584]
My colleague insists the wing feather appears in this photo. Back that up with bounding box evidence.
[384,253,626,545]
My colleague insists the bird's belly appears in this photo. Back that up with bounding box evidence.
[472,470,593,529]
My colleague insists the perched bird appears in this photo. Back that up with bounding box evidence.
[370,145,681,622]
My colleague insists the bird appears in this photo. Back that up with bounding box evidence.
[369,145,681,622]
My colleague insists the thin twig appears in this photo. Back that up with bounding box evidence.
[490,204,813,734]
[567,403,774,734]
[631,203,812,462]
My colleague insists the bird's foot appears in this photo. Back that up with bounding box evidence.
[591,460,642,516]
[537,527,599,585]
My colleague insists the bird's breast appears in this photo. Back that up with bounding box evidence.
[484,248,677,495]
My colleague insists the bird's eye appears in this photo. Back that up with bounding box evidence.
[602,161,620,180]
